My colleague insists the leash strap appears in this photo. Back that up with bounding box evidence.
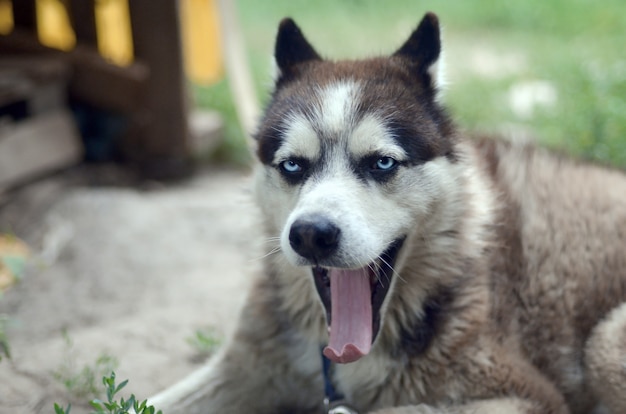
[321,351,359,414]
[322,352,343,403]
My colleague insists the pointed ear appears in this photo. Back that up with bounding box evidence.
[394,12,442,82]
[275,18,321,78]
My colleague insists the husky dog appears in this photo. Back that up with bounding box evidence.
[155,12,626,414]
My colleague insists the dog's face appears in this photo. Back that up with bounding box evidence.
[254,13,459,363]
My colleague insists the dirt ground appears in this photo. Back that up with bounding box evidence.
[0,165,260,413]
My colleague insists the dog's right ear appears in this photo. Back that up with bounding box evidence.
[274,18,321,80]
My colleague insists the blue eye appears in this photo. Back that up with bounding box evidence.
[281,160,302,173]
[374,157,397,171]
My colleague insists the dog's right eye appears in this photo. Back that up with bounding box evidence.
[277,159,309,183]
[280,160,302,173]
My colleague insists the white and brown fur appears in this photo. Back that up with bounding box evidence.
[153,12,626,414]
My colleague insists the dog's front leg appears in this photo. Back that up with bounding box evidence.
[149,278,324,414]
[370,341,570,414]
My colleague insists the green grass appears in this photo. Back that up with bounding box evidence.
[54,372,162,414]
[192,81,251,166]
[195,0,626,167]
[186,326,222,359]
[52,333,119,400]
[0,314,10,361]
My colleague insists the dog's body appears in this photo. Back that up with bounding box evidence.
[155,13,626,414]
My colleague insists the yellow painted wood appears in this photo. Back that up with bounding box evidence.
[181,0,224,85]
[5,0,221,78]
[0,0,13,34]
[94,0,133,66]
[36,0,75,51]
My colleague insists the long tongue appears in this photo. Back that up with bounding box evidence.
[323,268,373,364]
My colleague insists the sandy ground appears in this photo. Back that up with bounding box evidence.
[0,166,260,413]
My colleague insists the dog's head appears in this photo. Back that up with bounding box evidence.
[254,13,459,363]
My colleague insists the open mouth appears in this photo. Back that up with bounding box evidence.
[312,238,405,364]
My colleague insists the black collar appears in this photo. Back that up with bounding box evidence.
[321,350,359,414]
[322,351,344,403]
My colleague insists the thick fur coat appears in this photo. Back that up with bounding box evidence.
[151,12,626,414]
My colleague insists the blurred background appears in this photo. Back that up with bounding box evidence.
[0,1,625,412]
[231,0,626,167]
[1,0,625,176]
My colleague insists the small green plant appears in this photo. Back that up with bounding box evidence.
[53,403,71,414]
[186,326,221,358]
[52,333,119,400]
[53,372,162,414]
[0,314,10,361]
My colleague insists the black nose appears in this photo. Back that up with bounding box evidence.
[289,217,341,262]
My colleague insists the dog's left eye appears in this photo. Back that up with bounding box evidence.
[281,160,303,173]
[373,157,397,171]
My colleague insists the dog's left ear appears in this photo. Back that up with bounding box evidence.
[274,18,321,81]
[394,12,444,90]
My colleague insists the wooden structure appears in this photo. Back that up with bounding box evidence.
[0,0,200,179]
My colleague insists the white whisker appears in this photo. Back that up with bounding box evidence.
[378,254,406,286]
[250,236,282,262]
[261,236,282,244]
[250,246,282,262]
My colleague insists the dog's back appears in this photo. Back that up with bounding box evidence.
[479,136,626,412]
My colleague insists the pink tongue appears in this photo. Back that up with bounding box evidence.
[323,268,373,364]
